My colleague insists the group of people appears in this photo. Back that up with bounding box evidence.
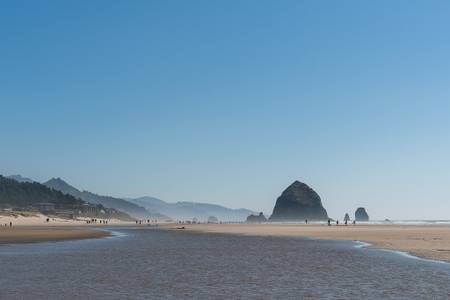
[326,219,356,226]
[2,222,13,227]
[303,219,357,226]
[135,219,158,225]
[86,218,109,224]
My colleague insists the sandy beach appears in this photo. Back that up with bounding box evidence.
[165,223,450,262]
[0,213,122,244]
[0,227,110,244]
[4,213,450,263]
[0,213,134,227]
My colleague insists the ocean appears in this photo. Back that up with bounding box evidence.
[1,228,449,299]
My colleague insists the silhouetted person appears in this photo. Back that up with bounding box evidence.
[353,220,356,225]
[327,219,331,226]
[305,219,308,224]
[9,222,12,227]
[336,220,339,225]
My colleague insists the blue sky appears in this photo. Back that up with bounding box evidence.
[1,0,450,219]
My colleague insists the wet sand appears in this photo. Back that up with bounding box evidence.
[3,229,450,299]
[165,223,450,262]
[0,227,111,244]
[0,213,158,244]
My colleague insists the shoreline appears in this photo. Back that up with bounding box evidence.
[3,216,450,264]
[162,223,450,263]
[0,226,111,245]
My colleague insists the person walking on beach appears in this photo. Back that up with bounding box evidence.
[305,219,308,224]
[327,219,331,226]
[9,221,12,227]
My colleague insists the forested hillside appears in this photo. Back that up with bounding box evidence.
[0,175,83,208]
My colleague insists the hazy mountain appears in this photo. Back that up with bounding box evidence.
[7,174,34,183]
[44,178,79,194]
[43,178,169,220]
[130,196,257,222]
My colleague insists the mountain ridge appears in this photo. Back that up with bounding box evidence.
[129,196,257,222]
[7,174,34,183]
[43,178,169,220]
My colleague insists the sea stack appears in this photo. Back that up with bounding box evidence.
[207,216,219,224]
[269,181,328,221]
[344,213,350,222]
[355,207,369,221]
[246,212,267,223]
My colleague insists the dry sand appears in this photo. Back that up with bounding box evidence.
[0,213,170,244]
[165,223,450,262]
[0,213,134,227]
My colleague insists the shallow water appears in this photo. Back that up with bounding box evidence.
[1,228,450,299]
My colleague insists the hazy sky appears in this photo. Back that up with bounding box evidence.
[1,1,450,219]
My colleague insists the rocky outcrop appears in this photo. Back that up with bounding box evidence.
[246,212,267,223]
[344,213,350,222]
[207,216,219,224]
[269,181,328,221]
[355,207,369,221]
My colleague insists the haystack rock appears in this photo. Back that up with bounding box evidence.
[246,212,267,223]
[269,181,328,221]
[355,207,369,221]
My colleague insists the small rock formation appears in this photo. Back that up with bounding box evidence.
[344,213,350,222]
[246,212,267,223]
[207,216,219,224]
[355,207,369,221]
[269,181,328,221]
